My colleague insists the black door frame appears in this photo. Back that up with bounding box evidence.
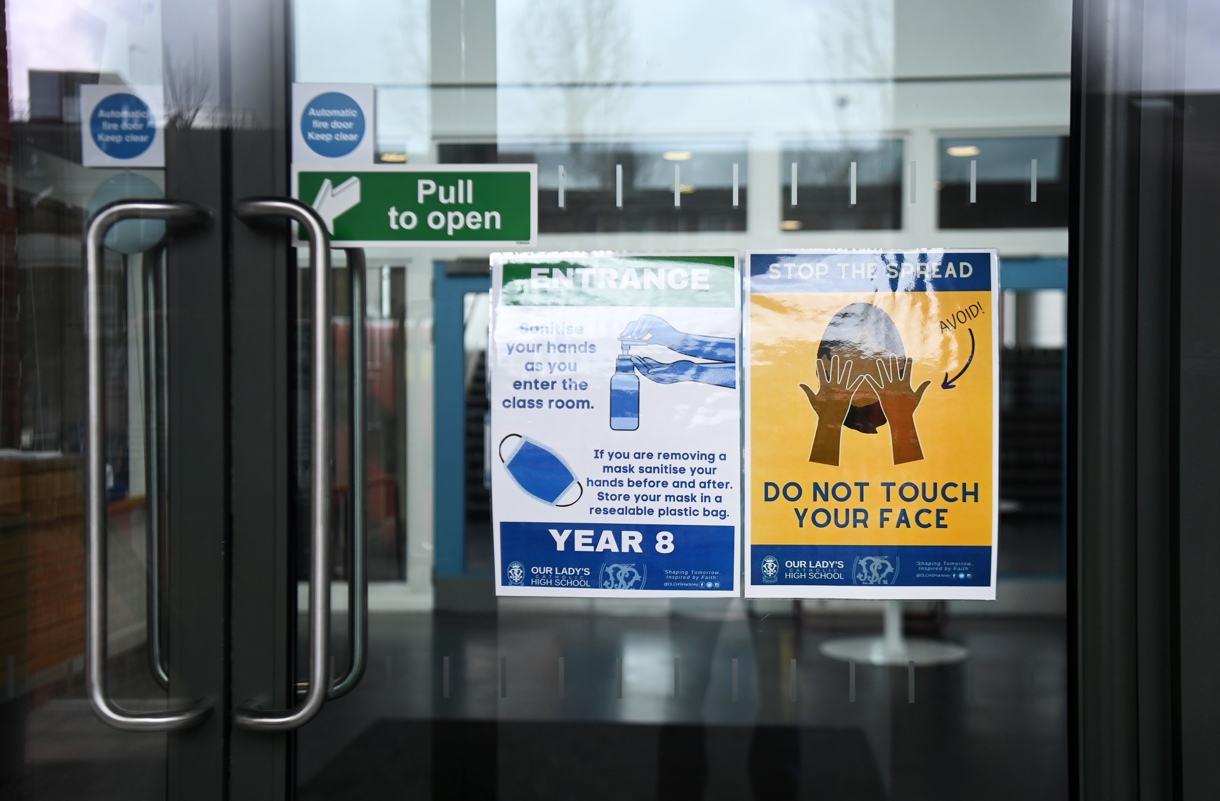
[160,1,296,799]
[1070,0,1218,797]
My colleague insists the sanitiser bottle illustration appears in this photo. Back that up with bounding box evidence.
[609,353,640,430]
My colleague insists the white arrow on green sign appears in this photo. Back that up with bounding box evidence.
[292,164,537,247]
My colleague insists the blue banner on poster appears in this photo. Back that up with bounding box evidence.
[749,251,992,293]
[750,545,992,588]
[499,522,735,593]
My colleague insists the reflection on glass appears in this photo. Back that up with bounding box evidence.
[463,292,493,573]
[998,290,1066,577]
[363,268,410,581]
[295,264,408,583]
[781,141,904,231]
[442,142,748,233]
[4,3,173,797]
[939,136,1069,229]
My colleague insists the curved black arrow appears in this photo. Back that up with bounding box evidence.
[942,328,975,389]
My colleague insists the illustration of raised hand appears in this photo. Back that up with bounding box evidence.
[866,356,931,464]
[619,314,735,363]
[798,356,864,466]
[620,314,682,348]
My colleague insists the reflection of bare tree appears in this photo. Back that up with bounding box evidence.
[803,0,895,180]
[163,48,211,129]
[514,0,636,140]
[382,0,429,77]
[380,0,430,152]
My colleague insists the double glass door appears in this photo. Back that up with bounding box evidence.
[3,1,1077,799]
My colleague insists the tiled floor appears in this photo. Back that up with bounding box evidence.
[296,606,1068,800]
[3,606,1067,800]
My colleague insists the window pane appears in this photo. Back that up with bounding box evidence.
[939,136,1069,228]
[443,142,748,233]
[781,140,904,231]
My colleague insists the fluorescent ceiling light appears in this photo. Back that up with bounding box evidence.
[946,145,980,157]
[662,151,692,161]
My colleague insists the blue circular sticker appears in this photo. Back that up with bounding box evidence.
[301,91,365,158]
[90,93,156,160]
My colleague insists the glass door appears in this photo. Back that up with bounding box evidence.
[2,1,308,798]
[1,1,1082,800]
[292,1,1074,800]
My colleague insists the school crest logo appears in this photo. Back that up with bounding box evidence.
[600,563,646,590]
[506,561,525,586]
[853,556,898,586]
[761,555,780,583]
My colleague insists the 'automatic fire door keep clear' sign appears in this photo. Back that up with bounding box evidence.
[745,249,999,600]
[490,253,742,597]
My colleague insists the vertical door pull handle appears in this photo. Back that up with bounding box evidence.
[85,200,212,731]
[232,198,333,731]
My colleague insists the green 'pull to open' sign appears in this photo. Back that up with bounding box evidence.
[293,164,537,247]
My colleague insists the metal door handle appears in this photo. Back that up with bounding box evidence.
[86,200,212,731]
[232,198,333,731]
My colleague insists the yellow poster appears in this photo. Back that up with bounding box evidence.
[745,250,998,599]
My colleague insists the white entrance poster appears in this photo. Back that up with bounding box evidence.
[490,253,741,597]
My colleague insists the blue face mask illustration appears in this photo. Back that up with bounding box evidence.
[498,434,583,507]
